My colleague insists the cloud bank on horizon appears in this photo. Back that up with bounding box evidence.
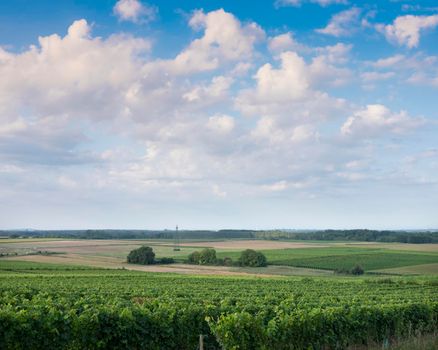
[0,0,437,229]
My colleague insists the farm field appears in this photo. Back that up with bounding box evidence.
[1,238,437,275]
[217,247,438,273]
[0,263,437,349]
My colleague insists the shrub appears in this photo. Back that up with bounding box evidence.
[351,264,365,275]
[187,251,200,264]
[198,248,217,265]
[187,249,217,265]
[223,257,233,266]
[157,257,175,264]
[239,249,267,267]
[127,246,155,265]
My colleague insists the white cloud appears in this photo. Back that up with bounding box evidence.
[0,115,94,165]
[251,117,318,145]
[262,180,288,191]
[360,71,395,82]
[212,184,227,197]
[368,54,438,87]
[58,176,78,189]
[207,115,235,134]
[0,10,435,225]
[183,76,233,102]
[310,44,352,87]
[315,0,348,5]
[341,104,424,138]
[113,0,157,24]
[0,19,151,125]
[371,54,405,68]
[276,0,348,7]
[376,15,438,48]
[237,49,348,121]
[316,7,361,37]
[268,32,296,53]
[250,51,309,102]
[315,43,352,64]
[165,9,265,74]
[407,72,438,87]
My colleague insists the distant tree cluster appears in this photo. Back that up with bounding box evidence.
[238,249,267,267]
[127,246,155,265]
[127,246,174,265]
[187,248,267,267]
[255,229,438,244]
[351,265,364,275]
[188,248,217,265]
[336,264,365,275]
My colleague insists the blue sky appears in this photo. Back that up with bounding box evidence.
[0,0,437,230]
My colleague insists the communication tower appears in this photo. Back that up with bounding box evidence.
[173,225,181,251]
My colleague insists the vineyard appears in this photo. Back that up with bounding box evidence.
[0,263,437,349]
[216,247,438,272]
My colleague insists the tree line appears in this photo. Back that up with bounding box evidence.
[2,229,437,243]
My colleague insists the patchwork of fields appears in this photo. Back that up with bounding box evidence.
[0,238,437,275]
[0,239,437,349]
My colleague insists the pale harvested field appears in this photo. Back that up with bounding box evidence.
[0,239,166,249]
[179,240,328,250]
[0,239,177,257]
[3,255,283,277]
[0,239,329,258]
[3,253,124,268]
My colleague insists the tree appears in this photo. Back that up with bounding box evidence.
[127,246,155,265]
[198,248,217,265]
[223,257,233,266]
[239,249,267,267]
[351,264,364,275]
[188,251,200,264]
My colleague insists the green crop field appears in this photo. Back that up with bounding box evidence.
[2,239,437,275]
[0,239,437,348]
[0,262,437,349]
[216,247,438,272]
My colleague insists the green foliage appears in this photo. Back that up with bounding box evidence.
[0,268,437,349]
[352,264,365,275]
[127,246,155,265]
[188,249,217,265]
[157,257,175,264]
[238,249,267,267]
[198,248,217,265]
[187,251,200,264]
[218,247,438,271]
[223,257,233,266]
[211,304,438,350]
[3,228,438,243]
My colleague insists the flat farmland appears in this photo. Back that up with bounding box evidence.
[179,240,328,250]
[0,239,334,276]
[335,242,438,252]
[1,238,437,276]
[0,238,330,258]
[217,247,438,273]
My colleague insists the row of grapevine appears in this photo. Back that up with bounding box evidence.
[1,300,436,349]
[0,270,437,349]
[211,303,438,349]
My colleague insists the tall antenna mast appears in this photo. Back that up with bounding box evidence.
[174,224,180,251]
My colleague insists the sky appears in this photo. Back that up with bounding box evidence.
[0,0,438,230]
